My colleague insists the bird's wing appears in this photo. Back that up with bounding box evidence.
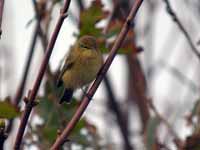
[56,46,76,87]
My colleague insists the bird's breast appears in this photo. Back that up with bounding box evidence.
[63,52,102,89]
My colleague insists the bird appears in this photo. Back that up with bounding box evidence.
[56,35,103,104]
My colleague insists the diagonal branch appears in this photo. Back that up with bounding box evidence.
[148,99,184,148]
[104,75,133,150]
[51,0,144,149]
[162,0,200,60]
[13,23,41,107]
[5,23,41,136]
[13,0,71,149]
[6,0,52,139]
[0,0,4,38]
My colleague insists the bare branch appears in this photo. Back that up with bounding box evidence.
[5,23,41,136]
[104,76,133,150]
[13,0,71,149]
[162,0,200,60]
[148,99,184,148]
[51,0,144,149]
[127,55,150,132]
[0,0,4,37]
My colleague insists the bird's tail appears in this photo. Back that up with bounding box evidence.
[59,88,73,104]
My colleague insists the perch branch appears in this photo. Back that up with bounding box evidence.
[51,0,144,149]
[14,0,71,149]
[162,0,200,60]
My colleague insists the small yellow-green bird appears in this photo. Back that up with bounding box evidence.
[57,35,103,104]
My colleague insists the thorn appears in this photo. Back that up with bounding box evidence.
[23,97,29,104]
[85,93,93,101]
[126,18,135,27]
[62,13,68,19]
[60,9,68,19]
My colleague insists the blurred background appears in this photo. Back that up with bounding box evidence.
[0,0,200,149]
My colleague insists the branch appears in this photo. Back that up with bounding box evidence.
[127,55,150,132]
[0,0,4,38]
[13,23,41,107]
[6,0,51,138]
[51,0,144,149]
[32,0,48,49]
[162,0,200,60]
[148,99,184,148]
[32,0,55,81]
[104,75,133,150]
[5,22,41,135]
[13,0,71,149]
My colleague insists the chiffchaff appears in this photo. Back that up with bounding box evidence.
[57,35,103,103]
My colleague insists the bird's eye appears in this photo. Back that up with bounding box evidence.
[80,44,89,49]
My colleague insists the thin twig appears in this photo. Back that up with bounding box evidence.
[149,100,185,148]
[102,2,132,149]
[162,0,200,60]
[32,0,48,49]
[127,55,150,132]
[0,0,4,38]
[148,99,182,144]
[13,23,41,107]
[13,1,71,149]
[104,76,133,150]
[51,0,144,149]
[6,0,49,137]
[151,60,200,93]
[5,22,41,135]
[32,0,55,81]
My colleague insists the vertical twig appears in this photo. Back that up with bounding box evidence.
[127,55,150,132]
[5,23,41,135]
[162,0,200,60]
[51,0,144,149]
[6,0,49,137]
[13,23,41,107]
[104,76,133,150]
[0,0,4,37]
[14,0,71,149]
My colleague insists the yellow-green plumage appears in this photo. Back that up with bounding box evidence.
[57,35,102,103]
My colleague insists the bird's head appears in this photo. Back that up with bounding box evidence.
[78,35,98,50]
